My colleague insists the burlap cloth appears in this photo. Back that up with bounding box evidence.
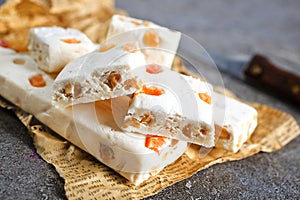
[0,0,299,199]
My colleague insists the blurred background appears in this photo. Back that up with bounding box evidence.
[116,0,300,72]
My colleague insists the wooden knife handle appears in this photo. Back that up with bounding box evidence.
[244,54,300,103]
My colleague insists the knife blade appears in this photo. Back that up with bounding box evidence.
[176,36,300,104]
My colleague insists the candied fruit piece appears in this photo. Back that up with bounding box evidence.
[29,74,46,87]
[99,44,116,52]
[131,19,142,26]
[145,135,166,153]
[146,64,163,74]
[0,39,9,48]
[143,30,160,47]
[61,38,81,44]
[141,85,164,96]
[122,43,137,53]
[119,16,125,21]
[198,93,211,104]
[5,39,28,52]
[143,21,152,27]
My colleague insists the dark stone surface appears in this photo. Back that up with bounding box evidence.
[0,108,66,200]
[1,0,299,199]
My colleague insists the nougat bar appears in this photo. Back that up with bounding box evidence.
[213,92,258,152]
[52,42,146,107]
[107,15,181,68]
[0,47,187,185]
[28,26,96,73]
[122,66,215,147]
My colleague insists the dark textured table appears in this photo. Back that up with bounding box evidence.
[1,0,300,199]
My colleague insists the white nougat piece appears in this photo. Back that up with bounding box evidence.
[0,50,187,186]
[52,42,146,107]
[107,14,181,68]
[122,68,215,147]
[214,92,258,153]
[28,26,96,73]
[107,15,160,37]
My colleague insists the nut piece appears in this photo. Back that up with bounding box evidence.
[182,124,192,138]
[73,82,82,99]
[13,58,25,65]
[200,129,208,135]
[124,118,140,128]
[170,139,179,147]
[124,78,139,90]
[64,83,73,97]
[99,143,115,161]
[219,127,231,140]
[63,82,82,99]
[140,113,156,126]
[105,71,122,90]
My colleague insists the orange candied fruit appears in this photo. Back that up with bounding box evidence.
[143,30,160,47]
[122,42,137,53]
[145,135,166,153]
[141,85,165,96]
[146,64,163,74]
[61,38,81,44]
[1,39,28,52]
[99,44,116,52]
[131,19,142,26]
[119,16,125,21]
[142,21,152,27]
[29,74,46,87]
[198,93,211,104]
[0,39,9,48]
